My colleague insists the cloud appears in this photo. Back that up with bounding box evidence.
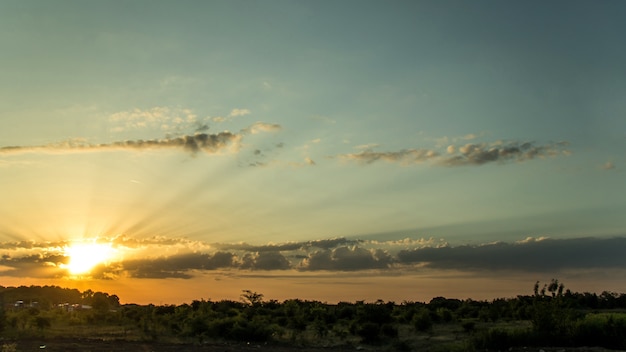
[241,122,282,135]
[213,237,358,252]
[355,143,380,150]
[194,123,210,132]
[240,251,291,270]
[109,107,201,133]
[0,236,624,279]
[210,108,251,123]
[299,246,392,271]
[0,121,282,157]
[396,237,626,272]
[462,133,479,140]
[0,252,68,278]
[121,251,236,279]
[338,149,439,165]
[0,132,243,156]
[439,141,569,166]
[229,108,251,117]
[337,137,569,167]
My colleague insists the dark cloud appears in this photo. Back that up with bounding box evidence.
[108,132,241,154]
[194,123,210,132]
[90,262,122,280]
[397,237,626,272]
[299,246,392,271]
[439,141,569,166]
[0,253,67,266]
[122,251,235,279]
[206,251,236,269]
[122,250,291,277]
[0,253,67,278]
[240,252,291,270]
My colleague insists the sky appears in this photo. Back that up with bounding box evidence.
[0,0,625,304]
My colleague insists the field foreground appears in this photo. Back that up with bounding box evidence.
[2,284,626,351]
[3,339,626,352]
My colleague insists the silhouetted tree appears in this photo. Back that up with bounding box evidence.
[240,290,264,306]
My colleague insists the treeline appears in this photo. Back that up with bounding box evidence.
[0,282,625,350]
[0,285,120,309]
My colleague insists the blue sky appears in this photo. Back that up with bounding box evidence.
[0,0,624,303]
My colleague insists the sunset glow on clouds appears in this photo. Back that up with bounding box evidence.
[0,0,625,304]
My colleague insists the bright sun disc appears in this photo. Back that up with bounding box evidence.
[64,242,114,275]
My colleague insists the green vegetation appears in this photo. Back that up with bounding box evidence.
[0,281,625,350]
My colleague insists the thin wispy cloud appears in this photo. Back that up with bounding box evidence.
[439,141,570,166]
[337,140,570,167]
[339,149,439,165]
[432,132,487,148]
[0,120,284,156]
[0,132,243,155]
[109,107,201,133]
[241,122,282,135]
[229,108,251,117]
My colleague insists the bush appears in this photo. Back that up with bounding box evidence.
[472,328,529,350]
[461,321,475,333]
[573,314,626,349]
[355,322,380,343]
[392,339,412,351]
[438,308,454,323]
[412,308,433,332]
[381,323,398,338]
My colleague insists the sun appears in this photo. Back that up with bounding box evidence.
[63,242,115,275]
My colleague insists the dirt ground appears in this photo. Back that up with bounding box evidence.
[5,338,626,352]
[6,338,357,352]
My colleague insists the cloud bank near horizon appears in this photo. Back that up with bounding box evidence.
[0,236,623,280]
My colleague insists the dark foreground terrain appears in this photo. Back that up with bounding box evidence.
[1,283,626,351]
[5,338,626,352]
[8,338,350,352]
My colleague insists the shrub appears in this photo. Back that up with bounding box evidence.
[412,308,433,332]
[381,323,398,338]
[355,322,380,343]
[438,308,454,323]
[573,314,626,349]
[461,321,475,333]
[472,328,529,350]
